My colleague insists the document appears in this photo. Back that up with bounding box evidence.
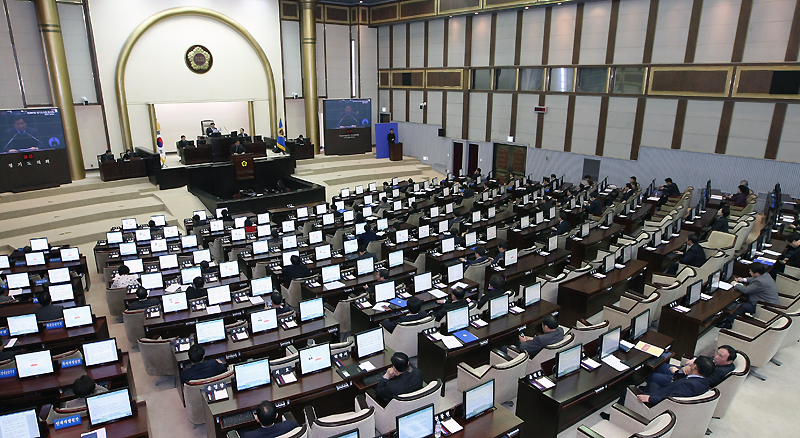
[323,281,345,290]
[601,355,630,372]
[673,305,691,313]
[165,283,180,293]
[718,281,733,290]
[635,341,664,357]
[700,293,713,301]
[372,302,390,311]
[441,336,462,349]
[428,289,448,299]
[248,296,264,305]
[764,249,782,257]
[206,305,221,315]
[359,361,376,371]
[441,418,463,434]
[81,428,107,438]
[280,372,297,384]
[213,389,228,401]
[534,376,555,389]
[429,332,444,341]
[452,282,469,289]
[581,358,601,369]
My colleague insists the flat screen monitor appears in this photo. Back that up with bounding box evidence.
[430,206,439,217]
[231,228,246,242]
[235,358,271,391]
[309,230,323,244]
[82,338,119,367]
[48,267,70,284]
[603,253,615,273]
[282,234,297,249]
[536,211,545,224]
[446,203,454,214]
[723,260,734,281]
[437,220,448,235]
[396,404,434,438]
[282,220,295,233]
[107,231,123,244]
[63,305,92,328]
[140,272,163,290]
[321,264,341,284]
[195,318,226,344]
[316,203,327,215]
[418,224,429,239]
[486,225,497,241]
[215,208,227,218]
[16,350,53,378]
[393,201,402,212]
[344,239,359,255]
[631,309,650,341]
[121,218,137,231]
[250,308,278,333]
[377,218,388,231]
[709,270,721,292]
[599,326,621,359]
[297,207,309,219]
[0,409,41,438]
[580,223,590,238]
[446,305,469,333]
[686,279,703,306]
[396,229,409,244]
[489,294,509,320]
[86,388,133,426]
[163,292,188,313]
[298,342,332,375]
[250,277,273,296]
[163,225,179,238]
[389,250,403,268]
[25,252,45,266]
[520,216,530,229]
[524,282,541,306]
[340,188,350,198]
[556,344,582,379]
[8,314,38,336]
[300,297,324,322]
[464,379,495,420]
[151,215,166,226]
[315,244,332,261]
[471,211,481,223]
[49,283,74,302]
[357,257,374,276]
[60,247,80,262]
[257,212,270,225]
[123,258,143,274]
[234,216,247,228]
[0,254,9,269]
[193,210,208,221]
[441,238,455,253]
[374,280,395,303]
[181,235,198,249]
[181,266,201,285]
[135,228,151,242]
[252,240,269,255]
[447,263,464,283]
[282,250,300,267]
[207,285,231,306]
[414,272,432,293]
[257,224,272,238]
[150,239,167,253]
[7,272,30,289]
[159,254,178,270]
[355,223,366,235]
[465,232,477,247]
[369,182,377,192]
[548,235,558,252]
[355,327,385,358]
[118,242,137,257]
[219,261,239,278]
[322,213,335,226]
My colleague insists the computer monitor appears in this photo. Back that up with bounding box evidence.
[486,225,497,241]
[521,215,530,229]
[150,238,167,253]
[396,229,409,244]
[60,247,80,262]
[471,211,481,223]
[599,326,621,359]
[207,285,232,306]
[396,404,434,438]
[123,258,143,274]
[234,216,247,229]
[163,225,179,238]
[344,239,359,255]
[282,250,300,267]
[219,261,239,278]
[418,225,430,239]
[438,220,449,235]
[300,297,324,322]
[118,242,137,257]
[282,234,297,249]
[322,213,335,226]
[215,208,227,218]
[0,254,9,269]
[340,188,350,198]
[344,210,356,223]
[464,379,495,420]
[555,344,582,379]
[709,270,721,293]
[298,342,332,375]
[8,314,38,336]
[686,279,703,306]
[63,305,93,328]
[357,257,374,276]
[316,203,327,215]
[622,244,633,264]
[121,218,137,231]
[181,235,198,249]
[0,409,41,438]
[135,228,151,242]
[414,272,432,293]
[86,388,133,426]
[355,327,385,359]
[309,230,323,244]
[374,280,395,303]
[181,266,201,285]
[447,263,464,283]
[503,248,518,266]
[282,220,295,233]
[195,319,226,344]
[465,232,477,247]
[580,223,590,238]
[48,283,74,303]
[48,267,70,284]
[630,309,650,341]
[446,305,469,333]
[336,201,346,211]
[257,224,272,238]
[377,218,388,231]
[257,212,270,225]
[140,272,163,290]
[321,264,341,284]
[16,350,54,378]
[386,250,403,268]
[352,222,365,236]
[107,231,123,244]
[315,244,332,261]
[151,215,166,227]
[231,228,246,242]
[441,237,455,253]
[194,210,208,221]
[82,338,119,367]
[369,182,377,192]
[524,282,541,306]
[250,308,278,333]
[252,240,269,255]
[603,253,615,274]
[489,294,509,320]
[722,260,734,282]
[234,358,271,392]
[6,272,30,289]
[250,277,272,297]
[163,292,188,313]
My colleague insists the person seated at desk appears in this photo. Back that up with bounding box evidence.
[239,401,299,438]
[276,180,290,193]
[219,209,233,222]
[296,134,305,143]
[230,140,247,155]
[585,192,603,216]
[186,276,207,301]
[630,176,639,190]
[621,183,635,202]
[178,135,189,148]
[462,184,475,199]
[432,286,468,321]
[625,356,714,409]
[478,274,506,309]
[244,218,257,234]
[712,207,730,233]
[579,175,593,192]
[100,149,115,162]
[193,214,207,227]
[374,352,424,405]
[511,314,564,358]
[553,212,571,235]
[238,128,248,138]
[127,286,160,311]
[64,375,108,408]
[358,223,379,248]
[728,185,749,207]
[0,286,14,303]
[357,244,379,263]
[460,247,489,266]
[283,255,312,284]
[666,234,705,274]
[645,346,736,390]
[717,263,780,329]
[180,344,227,384]
[659,178,680,204]
[470,168,482,181]
[381,296,426,333]
[777,233,800,269]
[491,242,508,268]
[269,292,293,315]
[35,289,64,322]
[206,122,220,137]
[111,265,140,289]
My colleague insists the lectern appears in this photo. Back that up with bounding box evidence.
[232,154,255,180]
[389,142,403,161]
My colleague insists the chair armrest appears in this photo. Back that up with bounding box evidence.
[604,303,629,314]
[286,345,298,355]
[718,328,756,342]
[507,344,522,356]
[324,303,335,313]
[576,426,605,438]
[610,402,650,428]
[227,431,240,438]
[355,394,368,411]
[303,405,317,425]
[283,412,298,424]
[457,362,489,379]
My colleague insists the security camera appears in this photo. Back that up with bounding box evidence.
[419,102,427,109]
[292,92,298,99]
[82,97,88,105]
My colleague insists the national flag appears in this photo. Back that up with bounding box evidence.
[277,117,286,152]
[156,122,166,167]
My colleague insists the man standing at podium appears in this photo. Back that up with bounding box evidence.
[387,128,396,144]
[230,140,247,155]
[3,116,44,153]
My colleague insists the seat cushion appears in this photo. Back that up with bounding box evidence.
[587,421,631,438]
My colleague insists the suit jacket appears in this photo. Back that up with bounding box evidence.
[730,192,748,207]
[784,247,800,267]
[621,190,634,202]
[555,220,571,235]
[375,366,424,405]
[464,256,488,267]
[230,144,247,155]
[462,187,475,198]
[180,359,227,384]
[242,421,300,438]
[178,140,189,148]
[735,274,780,306]
[586,198,603,216]
[35,304,64,322]
[519,327,565,358]
[283,264,312,282]
[645,375,709,406]
[433,299,468,321]
[127,298,160,311]
[358,231,379,247]
[680,244,706,267]
[381,312,428,333]
[711,216,729,233]
[185,287,207,301]
[665,183,681,198]
[0,295,14,303]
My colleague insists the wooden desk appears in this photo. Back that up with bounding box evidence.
[658,287,742,358]
[424,240,501,276]
[683,208,718,233]
[286,140,314,159]
[505,217,559,250]
[486,248,571,291]
[614,203,653,235]
[142,295,260,339]
[98,159,147,182]
[514,331,673,438]
[378,403,523,438]
[417,300,560,382]
[564,223,624,266]
[48,401,149,438]
[635,230,691,273]
[300,264,417,307]
[557,260,649,326]
[8,316,109,353]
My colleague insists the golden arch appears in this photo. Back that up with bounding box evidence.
[114,7,277,151]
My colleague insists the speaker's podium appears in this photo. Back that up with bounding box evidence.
[231,154,256,180]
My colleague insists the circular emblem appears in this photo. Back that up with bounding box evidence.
[185,45,213,74]
[241,161,248,167]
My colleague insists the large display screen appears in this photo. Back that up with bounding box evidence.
[1,109,65,154]
[324,99,371,130]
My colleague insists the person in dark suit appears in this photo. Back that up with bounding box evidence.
[3,117,43,153]
[460,247,489,266]
[178,135,189,148]
[205,123,219,136]
[240,401,299,438]
[478,274,506,309]
[283,255,312,283]
[358,223,379,248]
[586,192,603,216]
[180,344,227,384]
[127,286,160,311]
[64,375,108,408]
[462,185,475,199]
[717,263,780,328]
[185,276,207,300]
[432,287,468,321]
[712,207,730,233]
[35,289,64,322]
[238,128,248,138]
[778,233,800,268]
[728,185,749,207]
[554,212,571,235]
[491,242,508,268]
[230,140,247,155]
[374,352,424,405]
[0,287,14,303]
[100,149,115,162]
[192,214,207,227]
[0,344,16,361]
[646,346,736,389]
[269,292,293,315]
[635,356,713,407]
[621,183,635,202]
[381,296,428,333]
[660,178,680,198]
[386,128,396,144]
[675,234,706,267]
[356,245,379,263]
[514,314,564,358]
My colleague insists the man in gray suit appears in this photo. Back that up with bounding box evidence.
[717,262,780,329]
[513,314,564,358]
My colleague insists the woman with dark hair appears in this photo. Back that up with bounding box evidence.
[729,185,749,207]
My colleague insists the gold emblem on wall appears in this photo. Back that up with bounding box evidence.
[185,44,213,74]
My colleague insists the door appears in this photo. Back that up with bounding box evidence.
[452,142,463,176]
[467,143,479,175]
[492,143,527,184]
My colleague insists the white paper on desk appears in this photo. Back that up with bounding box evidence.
[429,289,448,299]
[372,302,390,311]
[248,296,264,305]
[592,273,606,279]
[684,221,694,225]
[359,361,376,371]
[602,355,629,372]
[283,320,298,329]
[165,283,180,293]
[535,376,556,389]
[4,338,17,348]
[739,259,753,265]
[635,341,664,357]
[472,319,488,327]
[178,343,190,352]
[620,340,635,351]
[429,332,444,341]
[206,305,221,315]
[441,336,462,349]
[673,305,691,313]
[718,281,733,290]
[582,358,601,368]
[573,237,583,241]
[509,306,525,314]
[452,282,469,289]
[442,418,464,434]
[81,428,107,438]
[647,196,661,201]
[281,372,298,384]
[324,281,345,290]
[8,289,22,297]
[700,293,713,301]
[764,249,782,257]
[710,194,724,200]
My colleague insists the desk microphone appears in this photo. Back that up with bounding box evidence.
[4,132,18,149]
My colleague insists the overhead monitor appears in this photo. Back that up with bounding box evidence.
[0,409,41,438]
[321,264,341,284]
[8,314,39,336]
[300,297,324,322]
[151,215,166,226]
[48,283,74,303]
[16,350,54,379]
[195,319,226,344]
[357,257,374,276]
[107,231,123,244]
[447,263,464,283]
[389,250,403,268]
[524,282,541,306]
[315,244,332,261]
[86,388,133,426]
[599,326,621,359]
[123,258,143,274]
[298,342,332,375]
[464,379,495,420]
[207,285,232,306]
[48,267,70,284]
[150,238,167,253]
[25,252,45,266]
[63,305,93,328]
[118,242,137,257]
[235,358,271,392]
[414,272,432,293]
[60,247,80,262]
[140,272,163,290]
[355,327,385,359]
[396,404,434,438]
[219,261,239,278]
[489,294,509,320]
[82,338,119,367]
[163,292,188,313]
[446,305,469,333]
[374,280,395,303]
[181,266,202,285]
[250,308,278,333]
[135,228,151,242]
[556,344,582,379]
[250,277,273,296]
[7,272,30,289]
[163,226,179,238]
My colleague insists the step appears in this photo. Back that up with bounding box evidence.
[295,158,421,176]
[322,167,426,187]
[0,177,154,203]
[309,152,377,163]
[0,185,158,220]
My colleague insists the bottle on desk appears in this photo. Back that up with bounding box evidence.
[435,420,443,438]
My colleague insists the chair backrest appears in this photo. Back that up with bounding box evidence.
[122,309,146,345]
[572,320,610,346]
[95,250,111,274]
[526,331,576,374]
[458,351,528,406]
[138,337,177,377]
[52,349,81,361]
[407,252,426,275]
[183,368,234,424]
[366,240,383,255]
[662,389,720,438]
[307,405,375,438]
[775,274,800,299]
[637,410,677,437]
[284,276,314,308]
[329,294,365,335]
[253,261,270,279]
[703,231,736,251]
[330,337,355,356]
[0,358,15,370]
[369,380,442,434]
[209,238,225,262]
[105,287,127,317]
[538,272,567,303]
[103,266,117,285]
[712,351,750,419]
[464,260,491,294]
[275,425,308,438]
[46,405,88,425]
[384,315,436,357]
